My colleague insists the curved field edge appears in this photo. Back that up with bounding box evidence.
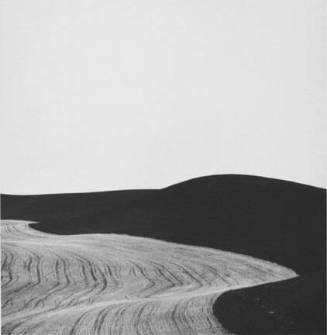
[2,175,326,334]
[1,220,297,335]
[3,175,325,275]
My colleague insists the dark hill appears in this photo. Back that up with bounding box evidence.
[1,175,326,334]
[1,189,155,234]
[214,272,326,335]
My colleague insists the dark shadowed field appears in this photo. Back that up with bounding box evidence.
[2,175,326,334]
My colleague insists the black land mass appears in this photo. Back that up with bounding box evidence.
[1,174,326,334]
[214,272,326,335]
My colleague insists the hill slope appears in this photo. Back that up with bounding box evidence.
[2,175,325,273]
[2,175,326,334]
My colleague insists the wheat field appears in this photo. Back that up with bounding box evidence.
[1,220,296,334]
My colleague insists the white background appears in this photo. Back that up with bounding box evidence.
[1,0,326,193]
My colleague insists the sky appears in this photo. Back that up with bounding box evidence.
[1,0,326,194]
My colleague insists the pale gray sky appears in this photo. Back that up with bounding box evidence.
[1,0,326,194]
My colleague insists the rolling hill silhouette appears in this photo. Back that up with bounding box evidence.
[2,175,326,334]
